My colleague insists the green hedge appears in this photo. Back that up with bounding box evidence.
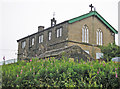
[2,57,120,88]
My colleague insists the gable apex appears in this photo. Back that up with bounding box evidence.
[68,11,118,34]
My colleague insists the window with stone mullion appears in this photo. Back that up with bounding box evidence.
[96,29,103,45]
[39,35,43,43]
[57,28,62,38]
[82,25,89,43]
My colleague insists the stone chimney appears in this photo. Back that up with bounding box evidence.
[38,26,44,32]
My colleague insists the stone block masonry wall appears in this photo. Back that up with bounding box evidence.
[17,22,68,60]
[39,45,94,61]
[68,16,115,46]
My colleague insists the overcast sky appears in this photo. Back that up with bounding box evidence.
[0,0,119,61]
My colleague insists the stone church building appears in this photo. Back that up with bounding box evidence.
[17,9,118,60]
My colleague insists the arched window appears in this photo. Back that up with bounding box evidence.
[82,25,89,43]
[96,29,103,45]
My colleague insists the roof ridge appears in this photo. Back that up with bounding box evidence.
[68,11,118,34]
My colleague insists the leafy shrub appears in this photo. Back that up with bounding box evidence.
[100,43,120,61]
[2,57,120,88]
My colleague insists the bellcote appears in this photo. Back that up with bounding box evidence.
[51,17,57,27]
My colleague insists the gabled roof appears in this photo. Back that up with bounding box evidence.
[68,11,118,34]
[17,21,68,42]
[17,11,118,42]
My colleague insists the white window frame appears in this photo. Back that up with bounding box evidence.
[56,27,63,38]
[96,29,103,45]
[86,28,89,43]
[32,38,35,46]
[22,41,26,49]
[39,35,43,43]
[60,28,62,37]
[84,28,86,43]
[82,25,89,43]
[82,28,84,42]
[100,32,103,45]
[96,53,103,59]
[48,32,52,41]
[96,31,98,45]
[57,29,59,38]
[99,31,101,45]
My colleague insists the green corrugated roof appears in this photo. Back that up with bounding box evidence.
[68,11,118,34]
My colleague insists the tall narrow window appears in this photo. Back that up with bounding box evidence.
[60,28,62,37]
[41,35,43,42]
[87,28,89,43]
[57,29,59,38]
[96,31,98,45]
[82,25,89,43]
[99,31,101,45]
[21,41,26,48]
[56,27,63,38]
[48,32,52,41]
[39,35,43,43]
[100,32,103,45]
[96,29,103,45]
[32,38,35,46]
[82,28,84,42]
[84,28,86,43]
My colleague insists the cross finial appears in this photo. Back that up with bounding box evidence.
[89,4,94,12]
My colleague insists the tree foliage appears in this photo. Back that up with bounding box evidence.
[2,57,120,88]
[100,43,120,61]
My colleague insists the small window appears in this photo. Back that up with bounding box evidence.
[21,41,26,48]
[96,53,103,59]
[56,27,63,38]
[39,35,43,43]
[32,38,35,46]
[48,32,52,41]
